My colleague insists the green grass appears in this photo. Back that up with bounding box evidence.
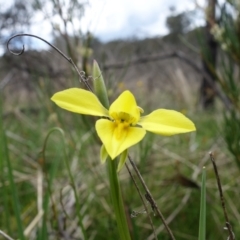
[1,76,240,240]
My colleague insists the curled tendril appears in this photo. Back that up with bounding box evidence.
[7,35,25,56]
[7,33,92,91]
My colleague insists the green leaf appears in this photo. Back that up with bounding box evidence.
[92,60,109,108]
[117,149,128,172]
[100,145,108,164]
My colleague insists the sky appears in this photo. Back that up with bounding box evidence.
[79,0,205,42]
[2,0,206,54]
[27,0,206,44]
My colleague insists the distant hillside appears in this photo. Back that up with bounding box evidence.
[1,27,204,109]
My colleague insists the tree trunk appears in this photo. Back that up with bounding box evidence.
[200,0,218,108]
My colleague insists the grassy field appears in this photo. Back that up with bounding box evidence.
[1,68,239,240]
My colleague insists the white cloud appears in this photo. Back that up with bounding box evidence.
[1,0,207,55]
[80,0,206,41]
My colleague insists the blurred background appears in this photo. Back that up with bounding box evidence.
[0,0,240,239]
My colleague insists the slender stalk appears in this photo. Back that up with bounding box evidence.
[107,159,132,240]
[125,163,157,240]
[209,152,235,240]
[128,155,176,240]
[0,230,15,240]
[7,34,92,91]
[198,167,206,240]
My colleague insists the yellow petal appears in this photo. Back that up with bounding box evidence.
[138,109,196,136]
[109,91,141,124]
[51,88,109,117]
[96,119,146,159]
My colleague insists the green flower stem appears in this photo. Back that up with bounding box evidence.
[107,158,131,240]
[93,60,131,239]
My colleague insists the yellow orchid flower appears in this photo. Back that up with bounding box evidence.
[51,88,196,160]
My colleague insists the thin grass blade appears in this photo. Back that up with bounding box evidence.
[198,166,206,240]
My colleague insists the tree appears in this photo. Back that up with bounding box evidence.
[200,0,218,109]
[0,0,33,46]
[166,11,191,35]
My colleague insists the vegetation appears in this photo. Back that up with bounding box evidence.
[0,0,240,240]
